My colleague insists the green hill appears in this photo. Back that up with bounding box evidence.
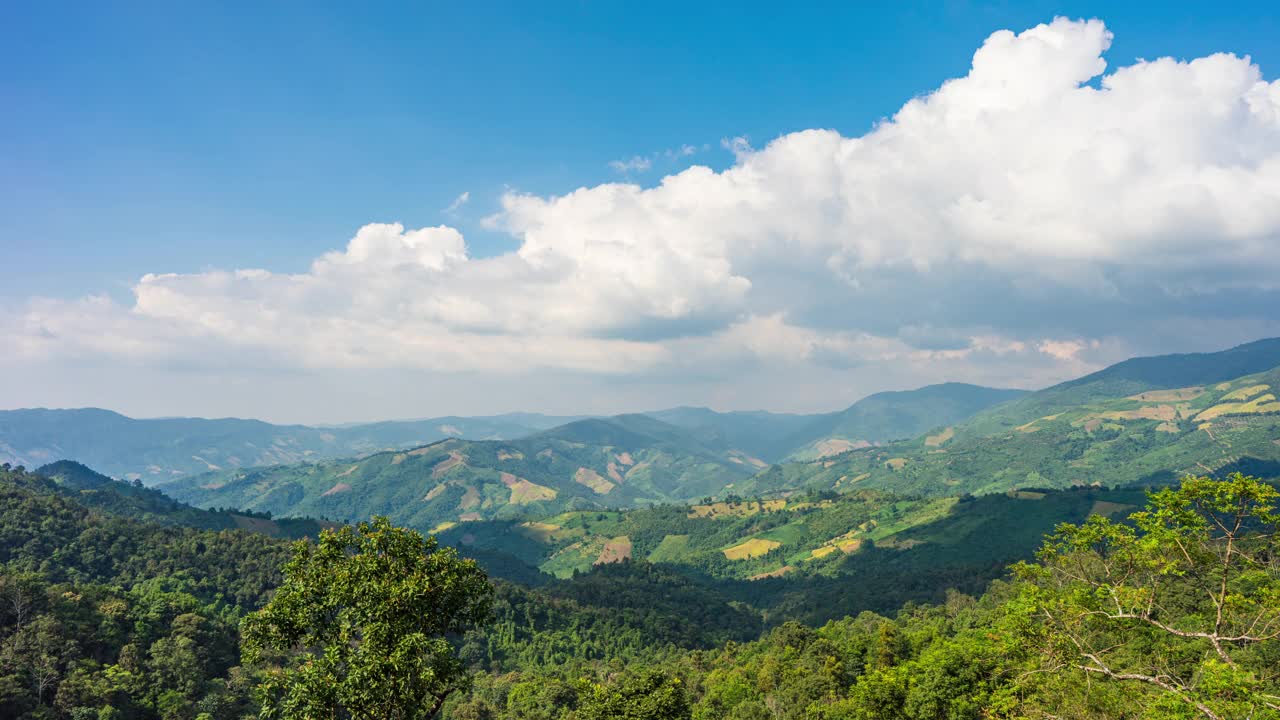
[0,408,580,483]
[641,407,822,462]
[32,459,331,539]
[739,344,1280,499]
[158,415,758,534]
[439,484,1147,590]
[777,383,1028,460]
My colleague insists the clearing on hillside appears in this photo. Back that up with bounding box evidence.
[1089,500,1135,517]
[594,536,632,565]
[688,499,786,519]
[648,534,691,563]
[925,427,955,447]
[503,474,557,504]
[321,482,352,497]
[748,565,795,580]
[1128,387,1204,402]
[573,467,615,494]
[723,538,782,560]
[432,451,466,477]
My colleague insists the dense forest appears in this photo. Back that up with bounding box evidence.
[2,460,1278,719]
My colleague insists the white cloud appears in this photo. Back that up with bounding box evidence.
[609,156,653,173]
[443,191,470,213]
[7,17,1280,416]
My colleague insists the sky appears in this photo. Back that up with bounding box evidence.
[3,1,1280,423]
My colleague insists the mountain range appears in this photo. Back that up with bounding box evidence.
[0,383,1024,481]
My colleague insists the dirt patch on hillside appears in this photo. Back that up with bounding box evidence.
[1099,405,1178,422]
[321,483,352,497]
[925,427,955,447]
[1010,490,1046,500]
[594,536,633,565]
[432,451,466,477]
[607,462,624,483]
[884,458,908,470]
[503,474,557,504]
[574,467,615,494]
[1089,500,1134,517]
[423,483,447,501]
[458,485,481,510]
[1128,387,1204,402]
[748,566,794,581]
[391,453,408,464]
[337,464,359,478]
[810,439,870,458]
[497,450,524,461]
[458,513,481,523]
[615,452,634,465]
[408,446,433,456]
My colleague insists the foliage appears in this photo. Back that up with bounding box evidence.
[241,517,494,720]
[1016,473,1280,719]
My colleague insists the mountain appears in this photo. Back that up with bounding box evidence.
[30,459,331,538]
[740,340,1280,498]
[958,336,1280,437]
[777,383,1029,460]
[159,414,760,534]
[640,407,822,463]
[0,407,581,483]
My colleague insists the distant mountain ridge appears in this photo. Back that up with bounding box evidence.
[743,338,1280,498]
[0,407,583,483]
[158,414,762,534]
[778,383,1029,460]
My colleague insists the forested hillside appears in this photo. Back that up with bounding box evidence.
[158,415,761,533]
[5,462,1277,719]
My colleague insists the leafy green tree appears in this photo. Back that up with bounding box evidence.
[241,517,493,720]
[578,671,691,720]
[1017,474,1280,720]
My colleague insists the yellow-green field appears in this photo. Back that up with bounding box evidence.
[723,538,782,560]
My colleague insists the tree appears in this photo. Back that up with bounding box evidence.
[577,671,691,720]
[241,517,494,720]
[1017,473,1280,719]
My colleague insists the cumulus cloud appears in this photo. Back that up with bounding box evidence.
[7,17,1280,414]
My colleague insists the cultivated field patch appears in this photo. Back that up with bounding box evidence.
[431,451,466,477]
[723,538,782,560]
[594,536,633,565]
[574,467,615,494]
[1128,387,1204,402]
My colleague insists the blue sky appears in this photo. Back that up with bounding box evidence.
[3,2,1280,421]
[7,1,1278,299]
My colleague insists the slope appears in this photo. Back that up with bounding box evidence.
[31,459,331,539]
[159,415,757,534]
[440,483,1149,622]
[740,358,1280,499]
[778,383,1029,460]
